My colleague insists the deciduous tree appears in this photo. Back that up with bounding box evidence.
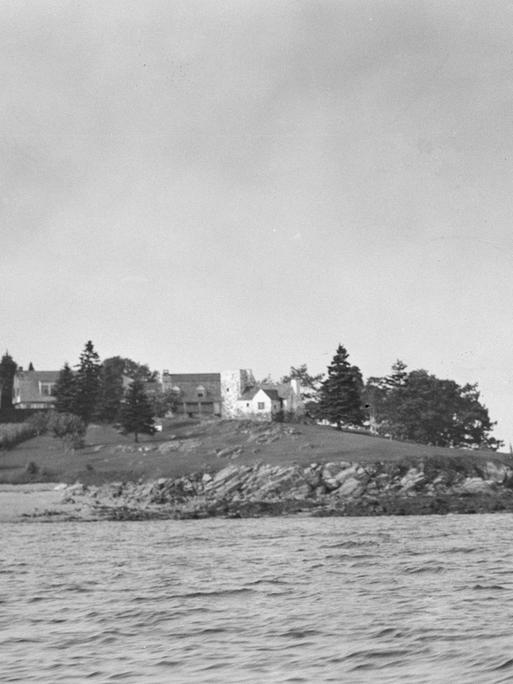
[365,362,502,450]
[95,356,125,422]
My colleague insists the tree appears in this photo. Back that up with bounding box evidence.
[318,344,365,429]
[73,341,102,424]
[281,364,324,400]
[151,388,182,418]
[122,358,158,382]
[54,363,76,413]
[95,356,125,422]
[365,362,503,450]
[281,363,324,417]
[28,362,35,371]
[48,412,86,451]
[0,352,18,409]
[120,378,156,442]
[364,359,408,432]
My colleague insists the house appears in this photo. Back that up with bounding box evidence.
[162,368,303,421]
[236,386,283,421]
[161,371,223,417]
[13,370,60,409]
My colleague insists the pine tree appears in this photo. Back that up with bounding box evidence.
[120,378,156,442]
[73,341,101,424]
[319,344,365,429]
[28,362,35,371]
[54,363,76,413]
[0,352,18,409]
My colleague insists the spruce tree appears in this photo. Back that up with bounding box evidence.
[73,341,101,424]
[319,344,365,429]
[0,352,18,409]
[120,378,156,442]
[54,363,76,413]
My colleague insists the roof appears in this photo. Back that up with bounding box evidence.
[163,373,221,384]
[13,370,60,405]
[261,383,293,400]
[239,387,281,402]
[262,388,281,401]
[239,387,260,401]
[17,370,60,382]
[163,373,222,402]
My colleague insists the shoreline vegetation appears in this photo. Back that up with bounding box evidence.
[2,419,513,522]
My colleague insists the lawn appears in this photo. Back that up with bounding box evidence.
[0,417,510,485]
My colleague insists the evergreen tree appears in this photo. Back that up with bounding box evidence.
[95,356,126,422]
[0,352,18,409]
[54,363,76,413]
[28,362,35,371]
[319,344,365,429]
[73,341,101,424]
[120,378,156,442]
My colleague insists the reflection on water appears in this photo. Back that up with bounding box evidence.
[2,515,513,683]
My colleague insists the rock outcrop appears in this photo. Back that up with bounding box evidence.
[54,455,513,521]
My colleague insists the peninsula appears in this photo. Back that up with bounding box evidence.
[3,418,513,522]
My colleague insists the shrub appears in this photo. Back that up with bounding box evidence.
[48,412,86,451]
[26,411,51,436]
[0,423,37,450]
[25,461,39,475]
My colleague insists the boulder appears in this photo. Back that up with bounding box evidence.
[158,441,180,454]
[335,476,363,498]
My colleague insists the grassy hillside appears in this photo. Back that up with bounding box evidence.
[0,417,510,485]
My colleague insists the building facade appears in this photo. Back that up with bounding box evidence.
[162,369,303,421]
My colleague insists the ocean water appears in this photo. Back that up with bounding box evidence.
[2,515,513,683]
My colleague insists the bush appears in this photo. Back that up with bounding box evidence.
[26,412,51,436]
[25,461,39,475]
[48,412,86,450]
[0,423,37,450]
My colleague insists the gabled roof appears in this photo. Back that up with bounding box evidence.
[262,388,281,401]
[261,383,292,400]
[13,370,60,405]
[238,386,281,402]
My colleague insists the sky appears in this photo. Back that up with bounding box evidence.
[2,0,513,444]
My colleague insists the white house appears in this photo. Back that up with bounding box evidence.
[236,387,283,420]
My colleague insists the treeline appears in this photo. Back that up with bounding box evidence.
[284,344,503,451]
[52,341,160,442]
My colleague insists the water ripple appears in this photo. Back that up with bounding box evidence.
[2,515,513,682]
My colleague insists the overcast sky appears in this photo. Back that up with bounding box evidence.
[3,0,513,444]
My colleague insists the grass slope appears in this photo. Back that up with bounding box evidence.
[0,418,510,485]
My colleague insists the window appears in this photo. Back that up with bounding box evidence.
[257,402,265,410]
[196,385,205,398]
[39,382,55,396]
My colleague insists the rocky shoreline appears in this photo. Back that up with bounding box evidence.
[21,454,513,521]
